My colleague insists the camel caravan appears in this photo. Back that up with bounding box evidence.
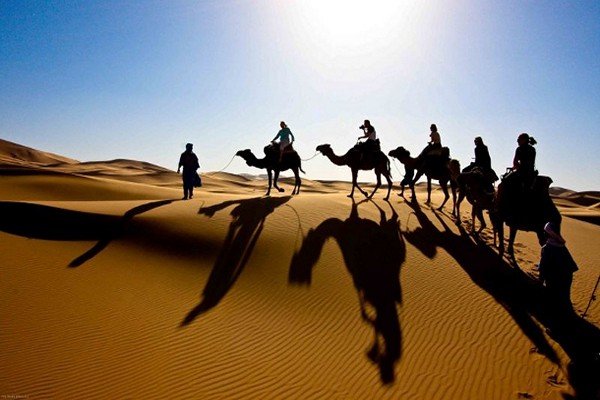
[228,120,559,260]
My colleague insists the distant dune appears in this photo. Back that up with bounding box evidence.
[0,138,77,166]
[1,138,599,399]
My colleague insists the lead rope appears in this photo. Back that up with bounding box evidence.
[301,151,319,162]
[215,154,237,173]
[582,275,600,319]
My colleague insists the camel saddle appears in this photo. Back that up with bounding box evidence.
[353,139,381,154]
[264,143,297,157]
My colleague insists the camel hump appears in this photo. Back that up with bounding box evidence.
[441,147,450,159]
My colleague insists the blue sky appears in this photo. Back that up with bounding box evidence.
[1,1,599,190]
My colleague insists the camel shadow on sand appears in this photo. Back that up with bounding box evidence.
[403,198,600,399]
[0,199,176,267]
[288,199,405,384]
[181,196,291,326]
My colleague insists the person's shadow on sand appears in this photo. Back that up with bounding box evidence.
[0,199,176,267]
[181,196,291,326]
[288,199,405,384]
[404,199,600,399]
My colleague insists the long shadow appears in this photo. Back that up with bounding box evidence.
[0,200,176,267]
[181,196,291,326]
[69,199,176,267]
[288,199,405,384]
[404,199,600,399]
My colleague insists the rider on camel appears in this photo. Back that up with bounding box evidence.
[418,123,442,159]
[271,121,295,162]
[512,132,537,190]
[358,119,377,143]
[464,136,497,192]
[474,136,491,171]
[356,119,380,158]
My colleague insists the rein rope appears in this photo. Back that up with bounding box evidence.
[301,151,319,162]
[215,154,237,173]
[582,275,600,319]
[391,158,404,177]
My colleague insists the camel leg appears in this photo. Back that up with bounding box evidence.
[426,178,432,204]
[354,170,369,198]
[490,212,504,256]
[348,169,358,198]
[450,180,457,217]
[476,208,486,234]
[292,167,301,195]
[413,171,424,185]
[369,171,382,199]
[508,227,517,260]
[456,191,465,225]
[384,170,392,201]
[266,169,272,196]
[273,170,284,193]
[437,181,449,211]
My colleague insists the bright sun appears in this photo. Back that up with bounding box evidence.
[285,0,422,50]
[271,0,429,81]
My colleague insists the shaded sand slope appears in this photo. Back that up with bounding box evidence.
[1,174,599,399]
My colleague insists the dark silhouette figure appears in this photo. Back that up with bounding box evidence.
[236,146,305,196]
[357,119,377,143]
[316,144,392,200]
[181,196,291,326]
[450,159,496,235]
[289,199,405,384]
[493,174,561,260]
[178,143,200,200]
[462,136,498,192]
[271,121,296,162]
[512,133,537,187]
[0,200,175,267]
[418,123,442,159]
[538,222,579,316]
[388,146,457,212]
[404,200,600,399]
[492,133,560,259]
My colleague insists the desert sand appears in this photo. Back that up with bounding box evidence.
[1,138,599,399]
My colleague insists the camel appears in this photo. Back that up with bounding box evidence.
[316,143,392,200]
[450,162,495,235]
[236,145,305,196]
[493,174,561,259]
[388,146,457,212]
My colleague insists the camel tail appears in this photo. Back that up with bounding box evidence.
[387,158,392,179]
[297,154,306,175]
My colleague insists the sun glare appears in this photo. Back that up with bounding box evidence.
[278,0,427,78]
[297,0,403,46]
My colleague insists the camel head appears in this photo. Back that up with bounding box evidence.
[316,144,332,155]
[236,149,252,158]
[235,149,256,164]
[448,159,461,181]
[388,146,410,161]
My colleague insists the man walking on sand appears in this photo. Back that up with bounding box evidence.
[177,143,200,200]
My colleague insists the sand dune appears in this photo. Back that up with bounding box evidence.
[1,140,600,399]
[0,138,77,166]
